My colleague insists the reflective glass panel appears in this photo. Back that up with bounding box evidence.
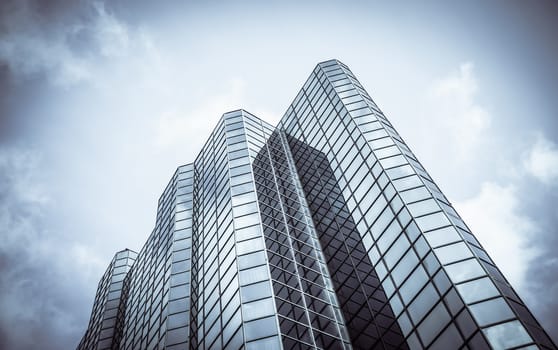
[469,298,515,326]
[456,277,499,304]
[445,258,485,283]
[482,320,532,349]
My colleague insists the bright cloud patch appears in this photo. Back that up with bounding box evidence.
[454,182,538,292]
[407,61,494,196]
[524,134,558,185]
[154,78,246,149]
[429,62,492,158]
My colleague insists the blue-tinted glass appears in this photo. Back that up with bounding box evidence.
[483,320,533,349]
[407,283,438,324]
[445,258,485,283]
[469,298,515,326]
[417,302,451,346]
[434,242,473,265]
[456,277,499,304]
[242,298,275,321]
[240,281,272,302]
[423,226,461,248]
[245,336,282,350]
[244,316,278,341]
[415,212,451,232]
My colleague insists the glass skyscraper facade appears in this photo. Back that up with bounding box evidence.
[78,249,137,350]
[79,60,556,350]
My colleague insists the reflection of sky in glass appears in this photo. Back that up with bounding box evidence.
[0,0,557,348]
[483,320,533,349]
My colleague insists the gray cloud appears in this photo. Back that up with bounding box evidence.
[0,148,90,349]
[519,175,558,342]
[0,2,122,347]
[1,0,557,348]
[0,0,130,86]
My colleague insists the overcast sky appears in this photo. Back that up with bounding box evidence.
[1,0,557,348]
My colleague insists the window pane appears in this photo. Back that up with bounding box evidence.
[482,320,532,349]
[239,265,268,286]
[392,251,420,287]
[407,199,440,217]
[400,186,431,204]
[386,164,415,180]
[428,324,462,350]
[379,154,406,168]
[245,335,281,350]
[423,226,461,248]
[377,219,403,254]
[456,277,499,304]
[415,212,451,232]
[244,316,278,341]
[242,297,275,321]
[445,258,485,283]
[236,237,264,256]
[393,175,423,191]
[469,298,515,326]
[232,201,258,217]
[434,242,473,265]
[240,281,272,302]
[417,302,451,346]
[374,145,400,159]
[384,235,411,270]
[238,251,267,270]
[407,283,438,324]
[232,192,257,207]
[236,224,262,242]
[399,266,428,303]
[234,213,260,229]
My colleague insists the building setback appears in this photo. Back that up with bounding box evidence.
[78,60,556,350]
[78,249,137,349]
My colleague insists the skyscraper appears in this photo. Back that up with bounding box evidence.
[78,249,137,350]
[78,60,556,350]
